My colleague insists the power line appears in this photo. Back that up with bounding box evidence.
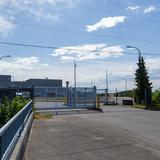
[94,0,126,9]
[0,41,57,49]
[4,19,160,44]
[0,41,160,56]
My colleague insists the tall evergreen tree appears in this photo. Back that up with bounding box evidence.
[135,57,152,106]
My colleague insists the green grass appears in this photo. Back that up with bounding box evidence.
[34,112,53,120]
[132,104,145,109]
[133,104,160,111]
[151,105,160,111]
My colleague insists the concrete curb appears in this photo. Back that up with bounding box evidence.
[10,112,34,160]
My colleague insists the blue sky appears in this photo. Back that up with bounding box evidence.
[0,0,160,91]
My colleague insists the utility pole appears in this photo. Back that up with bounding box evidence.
[124,79,127,96]
[115,88,118,104]
[105,69,109,104]
[74,61,77,89]
[91,79,93,88]
[105,70,112,104]
[74,61,77,107]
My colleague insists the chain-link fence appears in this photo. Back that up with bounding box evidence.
[34,86,67,102]
[67,87,96,109]
[34,86,97,109]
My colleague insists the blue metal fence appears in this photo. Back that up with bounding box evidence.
[34,86,97,109]
[0,100,32,160]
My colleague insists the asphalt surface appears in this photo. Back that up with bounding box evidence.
[35,102,66,110]
[24,105,160,160]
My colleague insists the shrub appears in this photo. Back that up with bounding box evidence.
[0,96,29,127]
[152,90,160,105]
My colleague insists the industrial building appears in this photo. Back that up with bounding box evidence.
[12,78,62,88]
[0,75,11,88]
[0,75,63,99]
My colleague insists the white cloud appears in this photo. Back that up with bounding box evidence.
[0,56,60,81]
[1,56,39,71]
[144,6,157,14]
[15,57,39,66]
[0,0,77,8]
[42,63,49,66]
[0,0,79,22]
[30,10,60,22]
[127,5,140,11]
[1,55,160,90]
[145,58,160,70]
[51,44,124,61]
[86,16,126,32]
[0,16,14,37]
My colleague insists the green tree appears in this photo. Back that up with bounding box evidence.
[135,57,152,107]
[0,104,9,126]
[152,90,160,105]
[8,96,28,118]
[0,96,10,126]
[0,96,29,127]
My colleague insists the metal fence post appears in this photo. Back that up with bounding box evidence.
[93,86,97,109]
[66,81,69,106]
[96,96,100,109]
[84,88,87,108]
[73,88,76,108]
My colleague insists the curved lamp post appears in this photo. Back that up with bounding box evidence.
[73,60,77,107]
[126,46,141,58]
[0,55,11,60]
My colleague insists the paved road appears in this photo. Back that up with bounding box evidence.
[90,106,160,143]
[24,105,160,160]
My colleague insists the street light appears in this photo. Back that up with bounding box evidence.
[0,55,11,73]
[73,60,77,107]
[126,46,150,106]
[126,46,141,58]
[0,55,11,60]
[74,60,77,89]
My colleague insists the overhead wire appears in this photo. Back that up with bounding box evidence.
[0,41,160,56]
[2,19,160,44]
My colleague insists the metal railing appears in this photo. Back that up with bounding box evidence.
[0,100,33,160]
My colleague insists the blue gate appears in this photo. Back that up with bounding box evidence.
[34,86,97,110]
[67,87,97,109]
